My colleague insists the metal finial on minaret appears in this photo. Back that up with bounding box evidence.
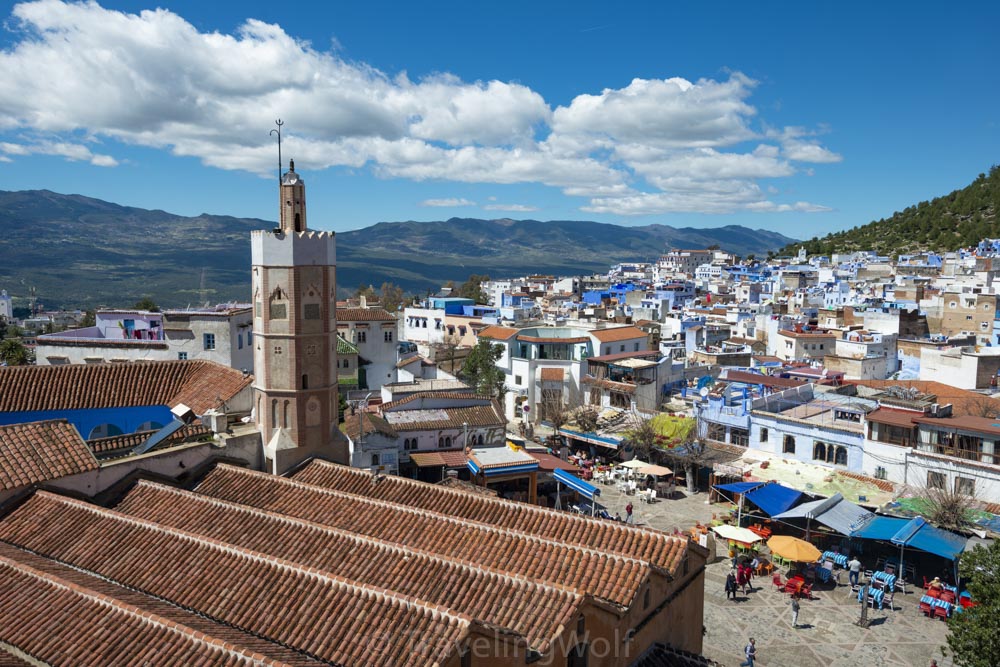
[270,119,284,183]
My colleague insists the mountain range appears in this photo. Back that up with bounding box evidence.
[0,189,795,309]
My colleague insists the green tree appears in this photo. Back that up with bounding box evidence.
[355,284,377,300]
[379,282,406,313]
[947,541,1000,666]
[81,310,96,328]
[133,297,159,312]
[460,338,506,401]
[456,274,490,303]
[0,338,29,366]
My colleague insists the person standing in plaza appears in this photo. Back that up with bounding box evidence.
[625,501,634,524]
[725,569,737,600]
[791,596,801,628]
[739,638,757,667]
[847,555,862,587]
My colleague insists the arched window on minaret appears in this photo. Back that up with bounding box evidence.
[294,212,301,231]
[269,287,288,320]
[271,400,278,432]
[302,374,309,390]
[283,400,290,429]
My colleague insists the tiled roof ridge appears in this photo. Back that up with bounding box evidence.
[0,550,284,667]
[218,464,654,570]
[380,391,487,411]
[306,459,674,543]
[27,490,476,630]
[130,480,584,602]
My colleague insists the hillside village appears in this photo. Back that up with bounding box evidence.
[1,165,999,665]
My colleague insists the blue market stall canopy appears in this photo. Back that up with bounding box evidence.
[713,481,765,495]
[553,468,601,500]
[850,515,907,541]
[890,517,968,561]
[852,515,968,560]
[744,482,804,517]
[773,492,872,536]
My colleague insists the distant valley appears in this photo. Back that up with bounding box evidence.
[0,190,796,309]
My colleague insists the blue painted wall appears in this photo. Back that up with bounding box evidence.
[0,405,173,439]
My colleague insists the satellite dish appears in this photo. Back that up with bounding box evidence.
[699,387,710,398]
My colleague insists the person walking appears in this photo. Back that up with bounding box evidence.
[847,555,862,587]
[725,570,737,600]
[625,501,634,524]
[791,596,801,628]
[739,638,757,667]
[738,563,751,595]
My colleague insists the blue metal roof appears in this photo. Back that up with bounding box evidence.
[744,483,804,516]
[850,515,908,541]
[891,517,968,561]
[713,481,764,495]
[554,468,601,500]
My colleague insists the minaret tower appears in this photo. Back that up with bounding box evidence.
[251,158,344,473]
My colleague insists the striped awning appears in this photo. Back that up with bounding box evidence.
[553,468,600,500]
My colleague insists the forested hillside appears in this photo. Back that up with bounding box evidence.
[780,166,1000,257]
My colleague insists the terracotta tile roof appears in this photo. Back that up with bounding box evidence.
[865,408,920,428]
[335,307,397,322]
[383,404,506,432]
[0,542,325,667]
[87,423,213,458]
[116,481,581,653]
[379,391,493,411]
[0,420,98,490]
[476,325,519,340]
[197,464,651,607]
[589,326,647,343]
[409,449,470,468]
[293,460,688,577]
[0,492,472,667]
[341,411,398,440]
[0,360,251,415]
[847,380,999,417]
[0,548,291,667]
[539,367,565,382]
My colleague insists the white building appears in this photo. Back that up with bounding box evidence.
[0,290,12,320]
[476,324,649,422]
[35,305,253,370]
[336,304,398,391]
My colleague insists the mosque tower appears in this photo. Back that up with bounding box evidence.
[251,159,346,473]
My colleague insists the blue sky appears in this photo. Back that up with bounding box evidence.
[0,1,997,239]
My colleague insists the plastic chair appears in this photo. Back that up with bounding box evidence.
[799,583,813,599]
[919,600,932,617]
[934,605,949,621]
[772,573,785,591]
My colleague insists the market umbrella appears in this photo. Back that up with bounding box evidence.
[638,463,673,476]
[619,459,650,469]
[712,524,763,544]
[767,535,822,563]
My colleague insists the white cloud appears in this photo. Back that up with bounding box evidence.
[420,198,475,207]
[483,203,538,212]
[0,139,117,166]
[0,1,840,215]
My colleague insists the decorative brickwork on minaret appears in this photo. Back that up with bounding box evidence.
[251,160,345,472]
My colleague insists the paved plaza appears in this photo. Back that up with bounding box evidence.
[591,480,955,667]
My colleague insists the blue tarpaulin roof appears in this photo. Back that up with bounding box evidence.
[851,515,908,541]
[852,515,968,561]
[554,468,601,500]
[745,483,804,516]
[714,481,765,495]
[891,517,968,561]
